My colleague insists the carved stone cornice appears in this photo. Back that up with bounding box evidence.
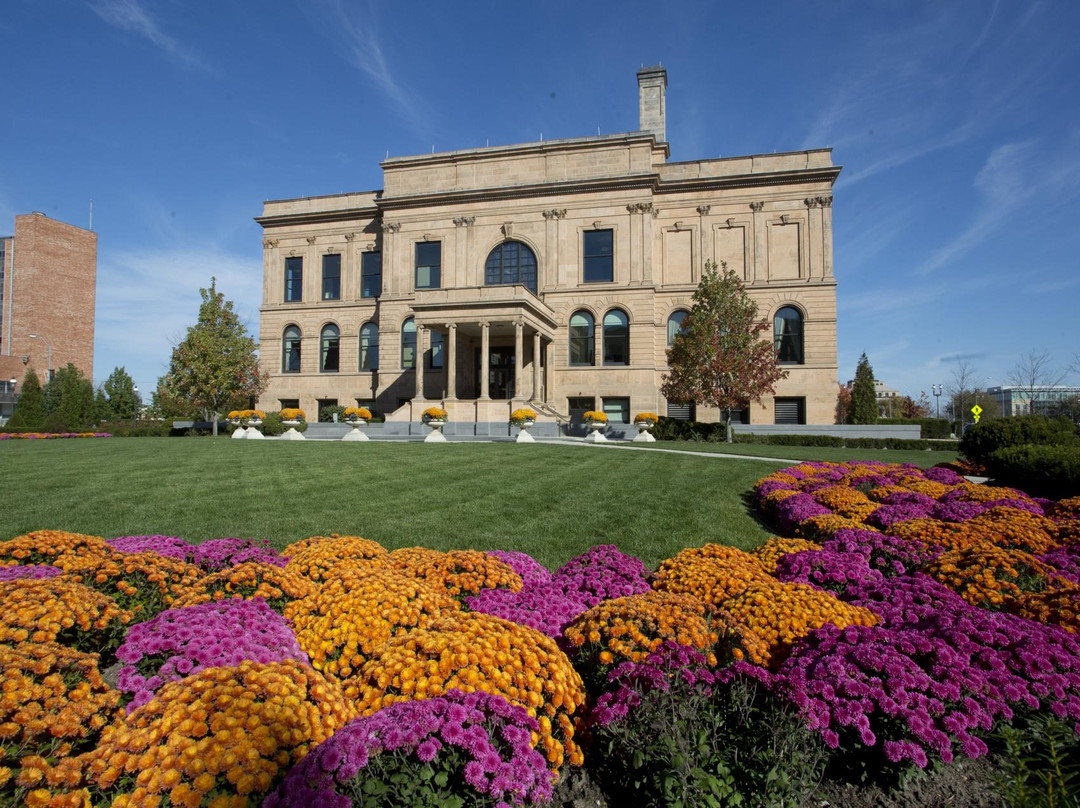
[305,236,317,245]
[541,208,567,220]
[626,202,655,215]
[452,216,475,227]
[380,222,401,233]
[818,195,833,208]
[262,238,278,249]
[344,233,356,242]
[695,205,711,216]
[804,195,833,208]
[749,201,765,213]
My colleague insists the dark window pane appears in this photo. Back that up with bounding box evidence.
[322,254,341,300]
[321,325,339,372]
[774,306,804,364]
[569,311,594,366]
[667,310,689,345]
[603,310,629,365]
[484,241,537,293]
[430,331,444,369]
[603,397,630,423]
[415,242,441,289]
[285,257,303,302]
[361,252,382,298]
[401,318,416,368]
[359,324,379,371]
[282,326,301,373]
[583,229,613,283]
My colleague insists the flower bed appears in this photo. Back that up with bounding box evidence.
[1,462,1078,806]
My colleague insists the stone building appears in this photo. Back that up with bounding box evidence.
[0,212,97,421]
[255,67,839,432]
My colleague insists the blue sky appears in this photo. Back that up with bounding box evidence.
[3,0,1079,403]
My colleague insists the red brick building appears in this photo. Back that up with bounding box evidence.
[0,212,97,419]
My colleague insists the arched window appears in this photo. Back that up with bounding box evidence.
[774,306,804,364]
[401,317,416,369]
[484,241,538,293]
[667,310,690,346]
[282,326,301,373]
[430,330,444,369]
[359,323,379,371]
[320,324,340,372]
[568,311,594,366]
[603,309,629,365]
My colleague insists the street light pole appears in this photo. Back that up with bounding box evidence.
[27,333,54,381]
[132,386,139,427]
[932,384,942,418]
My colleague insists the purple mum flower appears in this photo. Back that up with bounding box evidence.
[108,534,195,561]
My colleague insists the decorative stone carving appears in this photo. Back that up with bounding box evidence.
[380,222,401,233]
[750,201,765,212]
[453,216,475,227]
[817,195,833,208]
[725,218,736,228]
[780,214,791,225]
[262,239,278,249]
[626,202,655,215]
[696,205,711,216]
[541,208,567,220]
[305,236,317,245]
[804,195,833,208]
[502,222,513,237]
[344,233,356,242]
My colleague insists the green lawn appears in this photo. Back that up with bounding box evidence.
[0,438,955,570]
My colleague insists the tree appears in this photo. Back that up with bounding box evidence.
[7,368,45,429]
[849,353,877,425]
[1007,350,1065,416]
[946,359,979,434]
[1050,395,1080,426]
[661,260,787,442]
[42,363,95,431]
[900,392,932,419]
[158,278,267,435]
[102,366,141,421]
[834,383,852,425]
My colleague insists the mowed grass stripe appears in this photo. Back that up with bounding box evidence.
[0,439,793,569]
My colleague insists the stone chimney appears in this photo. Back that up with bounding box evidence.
[637,65,667,143]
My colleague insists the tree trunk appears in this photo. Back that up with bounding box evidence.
[211,410,218,436]
[724,407,733,443]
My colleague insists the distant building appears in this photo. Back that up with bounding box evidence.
[986,385,1080,417]
[256,67,840,430]
[0,212,98,422]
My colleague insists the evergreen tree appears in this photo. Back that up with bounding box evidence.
[158,278,267,435]
[43,363,95,431]
[102,366,140,420]
[661,260,788,442]
[849,353,878,425]
[94,387,113,423]
[7,367,46,429]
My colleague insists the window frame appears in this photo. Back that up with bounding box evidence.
[773,306,805,365]
[667,310,690,346]
[484,240,538,293]
[568,310,595,366]
[284,256,303,302]
[319,324,340,373]
[321,253,341,301]
[282,325,302,373]
[602,397,630,424]
[429,330,445,370]
[415,242,441,290]
[602,308,630,366]
[583,229,614,283]
[361,251,382,299]
[401,317,417,369]
[359,322,379,371]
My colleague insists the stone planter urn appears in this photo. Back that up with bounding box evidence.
[515,419,536,443]
[280,420,306,440]
[633,421,657,443]
[584,421,608,443]
[230,421,247,439]
[342,418,369,442]
[246,418,265,440]
[424,419,448,443]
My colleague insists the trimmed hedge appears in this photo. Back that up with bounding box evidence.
[959,415,1079,464]
[650,417,729,442]
[93,421,172,438]
[879,417,952,439]
[986,444,1080,500]
[731,434,956,451]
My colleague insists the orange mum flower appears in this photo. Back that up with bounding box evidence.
[61,552,204,620]
[0,531,112,570]
[0,578,130,658]
[171,562,316,613]
[749,538,823,573]
[924,542,1061,610]
[387,548,522,600]
[653,544,771,608]
[285,536,388,583]
[1012,587,1080,633]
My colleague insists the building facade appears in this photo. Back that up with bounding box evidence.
[986,386,1080,417]
[256,68,840,430]
[0,212,97,422]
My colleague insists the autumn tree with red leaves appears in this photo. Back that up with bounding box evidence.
[661,261,788,442]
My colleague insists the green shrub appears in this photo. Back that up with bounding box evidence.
[94,421,172,437]
[992,711,1080,808]
[960,415,1079,464]
[879,418,951,439]
[985,444,1080,500]
[261,412,308,436]
[652,418,728,442]
[320,404,347,423]
[727,434,958,451]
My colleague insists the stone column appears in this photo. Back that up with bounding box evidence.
[479,321,490,400]
[445,323,458,400]
[415,324,426,399]
[532,331,542,401]
[750,201,766,283]
[544,341,554,405]
[381,222,401,294]
[513,320,524,400]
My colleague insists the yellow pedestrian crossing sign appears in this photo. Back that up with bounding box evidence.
[971,404,983,423]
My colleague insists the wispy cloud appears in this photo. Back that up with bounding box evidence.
[89,0,210,72]
[94,247,261,390]
[305,0,431,135]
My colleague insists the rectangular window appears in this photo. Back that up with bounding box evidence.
[279,398,300,410]
[415,242,441,289]
[361,251,382,298]
[322,254,341,300]
[666,401,695,421]
[430,331,444,370]
[602,397,630,424]
[583,229,614,283]
[774,397,806,425]
[568,397,595,425]
[284,257,303,302]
